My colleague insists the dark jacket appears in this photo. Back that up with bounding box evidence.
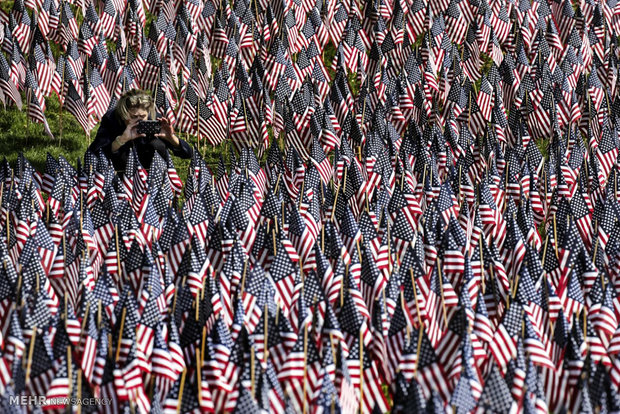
[89,109,193,171]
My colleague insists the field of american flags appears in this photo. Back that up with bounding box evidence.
[3,0,620,412]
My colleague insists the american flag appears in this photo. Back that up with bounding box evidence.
[4,0,620,411]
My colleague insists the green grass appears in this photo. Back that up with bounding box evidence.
[0,94,232,184]
[0,94,90,172]
[0,2,228,184]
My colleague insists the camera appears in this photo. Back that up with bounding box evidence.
[137,120,162,139]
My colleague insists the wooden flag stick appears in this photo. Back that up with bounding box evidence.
[79,301,91,350]
[273,173,282,194]
[240,261,249,297]
[552,214,559,259]
[401,289,411,343]
[541,233,550,267]
[25,326,37,385]
[302,323,309,414]
[59,58,66,144]
[196,348,203,407]
[115,307,127,363]
[264,302,269,366]
[413,325,423,375]
[195,291,200,321]
[410,268,422,329]
[115,224,122,287]
[6,208,9,248]
[331,182,341,222]
[77,369,83,414]
[172,276,186,316]
[176,369,187,414]
[25,89,30,132]
[122,43,130,91]
[250,346,256,398]
[201,326,207,367]
[479,238,485,293]
[359,329,364,414]
[299,179,305,209]
[436,259,449,330]
[16,274,22,306]
[341,265,347,308]
[592,235,600,266]
[67,346,73,397]
[0,179,4,218]
[64,294,68,330]
[583,309,588,345]
[329,332,337,366]
[511,272,520,299]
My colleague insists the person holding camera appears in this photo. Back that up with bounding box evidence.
[89,89,192,170]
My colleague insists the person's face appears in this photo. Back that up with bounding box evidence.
[126,107,149,125]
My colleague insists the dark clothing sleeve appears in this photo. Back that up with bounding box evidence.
[89,109,121,160]
[89,109,193,171]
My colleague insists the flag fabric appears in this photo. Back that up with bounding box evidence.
[3,0,620,412]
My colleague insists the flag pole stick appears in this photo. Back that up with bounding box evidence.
[77,369,82,414]
[97,299,102,330]
[479,238,485,293]
[5,172,12,247]
[123,43,130,92]
[341,266,347,308]
[264,302,269,366]
[196,346,202,407]
[321,218,325,253]
[503,162,509,213]
[410,268,422,329]
[115,307,127,363]
[195,289,200,321]
[329,332,337,366]
[240,260,248,297]
[302,323,309,414]
[583,309,588,345]
[197,93,203,153]
[79,301,91,351]
[25,89,31,135]
[201,326,207,367]
[359,328,364,414]
[25,326,37,385]
[331,182,341,222]
[401,289,411,343]
[413,325,423,376]
[67,346,73,397]
[172,276,186,317]
[86,54,91,144]
[250,346,256,398]
[115,224,122,288]
[59,57,66,145]
[436,258,448,330]
[511,270,520,299]
[176,369,186,414]
[552,214,559,259]
[386,219,392,274]
[592,221,599,264]
[299,179,305,209]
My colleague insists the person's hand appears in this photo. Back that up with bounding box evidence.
[111,119,145,153]
[118,119,145,146]
[156,117,180,147]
